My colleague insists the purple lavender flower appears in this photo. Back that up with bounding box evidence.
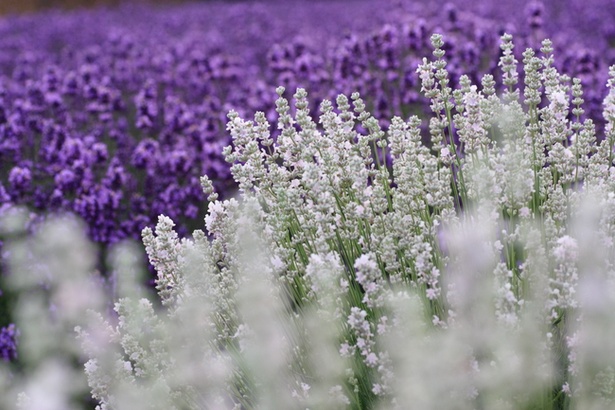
[8,166,31,199]
[0,323,18,362]
[0,0,610,247]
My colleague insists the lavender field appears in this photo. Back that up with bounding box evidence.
[1,0,615,408]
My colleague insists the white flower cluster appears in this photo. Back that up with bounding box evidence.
[85,33,615,408]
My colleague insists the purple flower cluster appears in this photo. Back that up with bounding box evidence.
[0,1,613,244]
[0,323,18,362]
[0,0,614,362]
[0,1,412,245]
[266,1,614,133]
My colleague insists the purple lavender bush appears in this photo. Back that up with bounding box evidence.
[0,0,612,249]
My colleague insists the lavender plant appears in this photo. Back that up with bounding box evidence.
[0,0,611,252]
[0,0,614,407]
[0,208,107,409]
[22,33,608,409]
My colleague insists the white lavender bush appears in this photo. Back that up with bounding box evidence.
[2,33,615,409]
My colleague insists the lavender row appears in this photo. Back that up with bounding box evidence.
[0,1,613,244]
[0,0,614,363]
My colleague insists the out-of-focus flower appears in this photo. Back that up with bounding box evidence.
[0,323,18,362]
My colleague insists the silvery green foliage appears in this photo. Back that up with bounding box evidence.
[96,34,615,408]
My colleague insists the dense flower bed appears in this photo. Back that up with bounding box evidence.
[0,1,612,245]
[1,32,615,408]
[0,1,615,408]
